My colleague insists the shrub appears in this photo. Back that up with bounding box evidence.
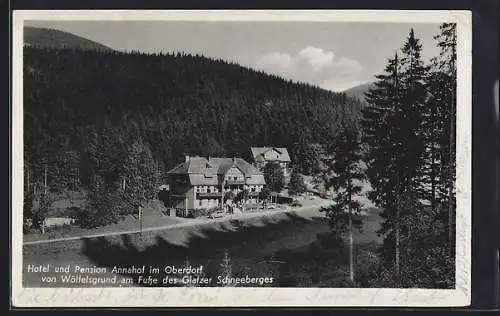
[75,188,125,228]
[353,248,383,287]
[190,208,208,218]
[190,207,220,218]
[31,193,52,230]
[23,218,33,234]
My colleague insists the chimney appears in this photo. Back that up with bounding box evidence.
[185,155,190,162]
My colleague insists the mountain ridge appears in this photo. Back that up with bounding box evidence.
[24,26,115,52]
[343,82,375,102]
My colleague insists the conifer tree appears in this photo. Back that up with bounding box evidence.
[219,249,234,287]
[431,23,457,253]
[361,52,404,277]
[321,123,365,284]
[122,138,160,218]
[288,170,307,196]
[399,28,431,197]
[181,257,193,287]
[263,162,285,193]
[361,28,455,287]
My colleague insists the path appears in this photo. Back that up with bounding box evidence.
[23,199,333,246]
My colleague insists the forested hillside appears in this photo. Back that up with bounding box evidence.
[24,27,114,52]
[23,46,365,193]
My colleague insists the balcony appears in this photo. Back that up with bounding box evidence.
[225,179,245,185]
[196,192,222,198]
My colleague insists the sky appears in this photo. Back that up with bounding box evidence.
[24,20,442,92]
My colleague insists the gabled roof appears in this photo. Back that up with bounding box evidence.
[209,157,263,176]
[167,157,216,176]
[250,147,291,162]
[167,156,263,177]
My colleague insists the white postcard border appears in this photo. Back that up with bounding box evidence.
[11,10,472,308]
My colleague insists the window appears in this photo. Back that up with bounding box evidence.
[234,176,237,181]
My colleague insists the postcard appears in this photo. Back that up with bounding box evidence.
[11,9,472,307]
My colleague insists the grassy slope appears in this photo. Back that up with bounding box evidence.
[23,207,382,287]
[24,199,185,242]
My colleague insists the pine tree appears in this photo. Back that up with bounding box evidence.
[293,138,324,176]
[431,23,457,254]
[288,170,307,196]
[263,162,285,193]
[321,123,365,284]
[219,249,234,287]
[122,138,160,220]
[399,28,431,198]
[361,28,455,287]
[361,52,404,277]
[182,257,193,287]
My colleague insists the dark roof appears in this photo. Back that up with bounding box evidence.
[167,156,263,177]
[250,147,291,162]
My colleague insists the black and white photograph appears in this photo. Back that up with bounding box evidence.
[11,10,472,307]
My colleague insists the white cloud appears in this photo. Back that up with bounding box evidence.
[297,46,335,72]
[257,52,293,69]
[250,46,364,91]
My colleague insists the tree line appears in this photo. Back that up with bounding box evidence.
[320,24,456,288]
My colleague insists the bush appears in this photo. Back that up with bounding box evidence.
[353,247,383,287]
[353,243,455,288]
[31,193,52,230]
[245,203,260,211]
[45,223,75,239]
[190,207,220,218]
[23,218,33,234]
[75,206,122,229]
[75,188,125,228]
